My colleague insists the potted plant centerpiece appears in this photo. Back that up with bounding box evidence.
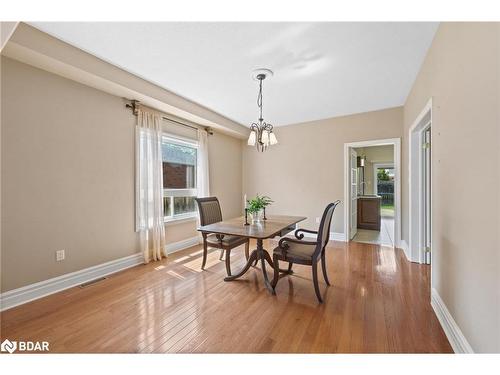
[246,195,273,224]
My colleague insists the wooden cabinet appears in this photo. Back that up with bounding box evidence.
[357,197,381,231]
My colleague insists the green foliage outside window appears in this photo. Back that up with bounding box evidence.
[377,168,390,181]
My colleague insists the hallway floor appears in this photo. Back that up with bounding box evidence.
[353,216,395,247]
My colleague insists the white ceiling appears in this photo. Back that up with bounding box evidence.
[31,22,438,127]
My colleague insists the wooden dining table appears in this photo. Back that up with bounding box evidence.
[198,215,306,293]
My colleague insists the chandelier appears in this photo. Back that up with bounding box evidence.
[247,69,278,152]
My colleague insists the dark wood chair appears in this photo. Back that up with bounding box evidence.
[271,200,340,303]
[195,197,250,276]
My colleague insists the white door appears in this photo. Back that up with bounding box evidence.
[350,148,358,239]
[422,127,432,264]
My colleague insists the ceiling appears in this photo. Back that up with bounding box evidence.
[30,22,438,127]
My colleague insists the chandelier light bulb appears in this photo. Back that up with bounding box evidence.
[261,130,270,145]
[247,130,257,146]
[269,132,278,145]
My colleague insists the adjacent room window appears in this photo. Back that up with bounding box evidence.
[376,166,395,216]
[162,135,198,221]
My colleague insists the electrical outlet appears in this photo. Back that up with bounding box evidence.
[315,217,321,223]
[56,250,65,262]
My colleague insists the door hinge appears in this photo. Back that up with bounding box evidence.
[424,246,431,253]
[422,142,431,149]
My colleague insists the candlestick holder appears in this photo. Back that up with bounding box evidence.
[244,208,250,225]
[263,207,267,220]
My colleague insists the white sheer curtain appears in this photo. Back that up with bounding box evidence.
[197,129,210,198]
[136,108,166,263]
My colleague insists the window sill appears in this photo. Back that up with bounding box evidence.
[164,214,198,226]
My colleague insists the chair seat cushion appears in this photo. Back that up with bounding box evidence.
[273,239,317,260]
[206,234,247,247]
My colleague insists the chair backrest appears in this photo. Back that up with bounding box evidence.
[314,200,341,257]
[195,197,223,226]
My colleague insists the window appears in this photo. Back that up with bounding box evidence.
[375,165,395,212]
[162,135,198,221]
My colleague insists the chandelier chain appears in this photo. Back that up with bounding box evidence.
[257,78,263,121]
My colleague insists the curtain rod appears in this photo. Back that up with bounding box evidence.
[125,100,213,135]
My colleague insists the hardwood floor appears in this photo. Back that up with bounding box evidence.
[0,240,452,353]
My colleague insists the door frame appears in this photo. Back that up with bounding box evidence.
[343,138,401,247]
[409,97,433,264]
[349,148,358,239]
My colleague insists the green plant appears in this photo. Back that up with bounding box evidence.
[246,195,273,214]
[377,168,390,181]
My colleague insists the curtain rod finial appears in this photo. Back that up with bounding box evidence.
[125,99,140,115]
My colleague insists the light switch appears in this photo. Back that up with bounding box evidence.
[56,250,65,262]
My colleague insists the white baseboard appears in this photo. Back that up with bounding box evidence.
[330,232,347,242]
[0,236,202,311]
[431,288,474,353]
[0,252,143,312]
[330,232,346,242]
[397,239,410,261]
[166,236,201,254]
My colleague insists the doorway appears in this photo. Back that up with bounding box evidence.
[343,138,401,248]
[409,98,432,264]
[351,145,394,246]
[422,127,431,264]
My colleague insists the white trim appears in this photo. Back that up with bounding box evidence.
[162,132,199,148]
[408,97,433,264]
[164,188,198,198]
[165,236,201,254]
[0,253,143,311]
[431,288,474,353]
[330,232,347,242]
[397,239,410,261]
[0,235,203,311]
[344,138,401,247]
[164,215,197,226]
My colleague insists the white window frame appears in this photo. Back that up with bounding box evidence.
[162,134,199,223]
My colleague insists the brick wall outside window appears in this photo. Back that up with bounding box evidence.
[163,162,187,189]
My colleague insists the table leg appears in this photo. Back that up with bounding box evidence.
[224,238,275,294]
[224,250,258,282]
[256,239,275,294]
[263,250,274,269]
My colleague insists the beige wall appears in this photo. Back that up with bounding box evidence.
[209,132,243,219]
[242,107,403,233]
[1,57,243,291]
[354,145,394,195]
[402,23,499,352]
